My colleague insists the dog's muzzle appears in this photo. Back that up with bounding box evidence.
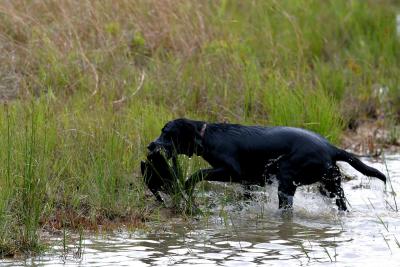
[147,140,173,158]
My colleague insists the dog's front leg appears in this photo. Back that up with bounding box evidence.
[184,168,232,197]
[278,184,297,210]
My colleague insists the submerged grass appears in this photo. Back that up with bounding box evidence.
[0,0,399,256]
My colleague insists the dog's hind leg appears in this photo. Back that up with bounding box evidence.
[319,165,347,211]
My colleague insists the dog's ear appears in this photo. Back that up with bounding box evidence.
[192,123,204,151]
[194,130,203,149]
[182,119,204,151]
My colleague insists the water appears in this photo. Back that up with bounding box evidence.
[3,155,400,266]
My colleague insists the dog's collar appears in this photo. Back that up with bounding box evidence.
[200,123,207,138]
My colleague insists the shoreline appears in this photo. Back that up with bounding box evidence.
[342,120,400,156]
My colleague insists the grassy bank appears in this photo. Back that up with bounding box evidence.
[0,0,399,256]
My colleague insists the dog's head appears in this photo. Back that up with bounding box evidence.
[147,118,205,158]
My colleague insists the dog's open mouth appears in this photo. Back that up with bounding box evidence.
[147,146,170,160]
[147,143,174,159]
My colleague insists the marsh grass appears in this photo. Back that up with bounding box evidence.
[382,153,398,211]
[161,154,209,215]
[0,0,399,256]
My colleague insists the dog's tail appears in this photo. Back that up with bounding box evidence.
[333,148,386,183]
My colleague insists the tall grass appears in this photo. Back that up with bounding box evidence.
[0,0,399,255]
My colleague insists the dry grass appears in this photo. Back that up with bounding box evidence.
[0,0,398,256]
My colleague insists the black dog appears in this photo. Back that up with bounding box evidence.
[146,118,386,211]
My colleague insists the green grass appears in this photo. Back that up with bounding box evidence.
[0,0,399,256]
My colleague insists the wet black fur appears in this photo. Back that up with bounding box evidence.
[146,118,387,210]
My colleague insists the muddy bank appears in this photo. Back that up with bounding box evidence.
[342,120,400,155]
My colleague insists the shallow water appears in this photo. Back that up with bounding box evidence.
[3,155,400,266]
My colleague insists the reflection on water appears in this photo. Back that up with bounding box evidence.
[3,155,400,266]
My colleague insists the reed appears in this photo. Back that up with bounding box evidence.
[0,0,398,255]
